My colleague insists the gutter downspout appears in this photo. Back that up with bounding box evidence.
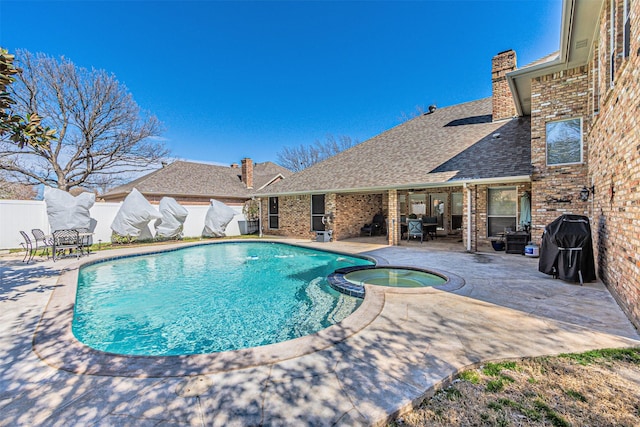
[258,197,263,238]
[464,183,472,252]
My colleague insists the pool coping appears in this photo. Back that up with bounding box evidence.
[32,239,463,378]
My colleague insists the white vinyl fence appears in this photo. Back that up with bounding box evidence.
[0,200,246,250]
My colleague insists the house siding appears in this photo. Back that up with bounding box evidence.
[529,65,592,242]
[588,0,640,329]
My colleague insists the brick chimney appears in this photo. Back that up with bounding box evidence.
[241,158,253,189]
[491,50,517,121]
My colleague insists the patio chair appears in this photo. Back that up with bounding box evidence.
[19,231,35,263]
[407,219,423,243]
[360,213,386,236]
[75,227,93,255]
[52,229,81,261]
[32,229,53,259]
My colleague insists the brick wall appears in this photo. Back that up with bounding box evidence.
[261,194,315,240]
[529,66,591,242]
[492,50,518,121]
[241,158,253,189]
[334,193,383,240]
[261,192,384,240]
[587,0,640,329]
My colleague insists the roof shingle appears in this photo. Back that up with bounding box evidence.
[102,161,290,199]
[257,98,531,195]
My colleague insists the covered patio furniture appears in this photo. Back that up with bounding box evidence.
[32,229,53,259]
[52,229,82,261]
[19,231,35,263]
[407,219,423,243]
[360,213,386,236]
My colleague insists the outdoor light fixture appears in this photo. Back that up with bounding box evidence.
[579,185,595,202]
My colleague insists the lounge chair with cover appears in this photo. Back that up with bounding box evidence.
[111,188,162,241]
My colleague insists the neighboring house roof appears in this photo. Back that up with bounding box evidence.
[257,98,531,196]
[101,160,290,200]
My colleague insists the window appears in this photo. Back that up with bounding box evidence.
[546,118,583,165]
[451,192,463,230]
[268,197,279,229]
[487,188,517,237]
[311,194,325,231]
[623,0,631,58]
[409,193,426,215]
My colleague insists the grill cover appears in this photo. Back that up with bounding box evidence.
[538,214,596,283]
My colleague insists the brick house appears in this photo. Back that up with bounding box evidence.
[257,0,640,328]
[101,158,290,206]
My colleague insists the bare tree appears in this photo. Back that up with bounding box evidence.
[398,105,428,123]
[0,173,36,199]
[0,50,168,192]
[277,134,358,172]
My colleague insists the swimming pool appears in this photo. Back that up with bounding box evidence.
[72,242,373,356]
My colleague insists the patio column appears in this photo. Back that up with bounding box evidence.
[387,189,400,246]
[463,183,477,252]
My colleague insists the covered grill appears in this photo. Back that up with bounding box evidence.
[538,214,596,284]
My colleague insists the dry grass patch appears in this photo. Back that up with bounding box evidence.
[391,348,640,427]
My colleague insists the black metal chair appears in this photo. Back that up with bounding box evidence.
[32,228,53,259]
[75,227,93,255]
[19,231,35,263]
[360,213,386,236]
[52,229,81,261]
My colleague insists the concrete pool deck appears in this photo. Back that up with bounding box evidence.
[1,238,639,426]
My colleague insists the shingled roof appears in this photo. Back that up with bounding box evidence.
[257,98,531,196]
[101,160,290,200]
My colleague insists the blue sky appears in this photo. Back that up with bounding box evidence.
[1,0,562,166]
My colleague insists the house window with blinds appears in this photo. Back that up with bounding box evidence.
[487,187,517,237]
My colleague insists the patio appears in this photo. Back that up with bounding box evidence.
[1,238,638,426]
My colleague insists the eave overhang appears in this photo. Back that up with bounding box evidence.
[507,0,604,116]
[254,175,532,198]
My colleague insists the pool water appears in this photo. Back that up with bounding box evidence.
[72,242,373,356]
[344,267,446,288]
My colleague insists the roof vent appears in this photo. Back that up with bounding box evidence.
[428,104,437,113]
[493,133,501,139]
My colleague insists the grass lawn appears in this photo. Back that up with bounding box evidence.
[392,348,640,427]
